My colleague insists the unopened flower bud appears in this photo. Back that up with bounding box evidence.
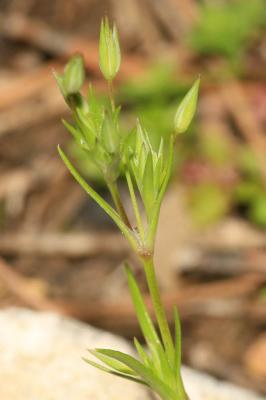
[99,18,121,81]
[63,55,85,95]
[174,78,200,135]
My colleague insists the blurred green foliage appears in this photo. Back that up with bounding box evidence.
[189,0,266,60]
[259,287,266,301]
[235,147,266,227]
[189,183,230,226]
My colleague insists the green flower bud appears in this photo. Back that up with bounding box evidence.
[54,55,85,98]
[75,108,96,150]
[99,18,121,81]
[174,78,200,135]
[101,110,120,154]
[63,55,85,95]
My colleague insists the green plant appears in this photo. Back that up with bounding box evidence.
[55,18,199,400]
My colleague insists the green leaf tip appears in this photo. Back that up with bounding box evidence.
[82,356,146,385]
[88,348,138,376]
[174,77,200,135]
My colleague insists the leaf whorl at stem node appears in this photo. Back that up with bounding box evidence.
[138,248,154,260]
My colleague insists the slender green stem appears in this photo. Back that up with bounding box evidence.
[107,181,132,229]
[108,80,115,112]
[125,170,145,242]
[141,256,175,366]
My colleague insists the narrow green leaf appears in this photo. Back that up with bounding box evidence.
[141,340,164,378]
[125,265,160,348]
[131,158,142,196]
[142,127,153,153]
[153,154,163,197]
[62,119,83,145]
[133,337,151,367]
[147,137,174,248]
[152,341,175,387]
[173,307,188,400]
[83,357,146,385]
[174,307,182,374]
[142,152,155,218]
[88,349,137,376]
[57,146,137,250]
[158,137,164,159]
[96,349,176,400]
[125,265,170,378]
[138,144,147,183]
[135,120,143,156]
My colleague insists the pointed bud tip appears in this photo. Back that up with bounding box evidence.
[174,77,200,136]
[99,17,121,81]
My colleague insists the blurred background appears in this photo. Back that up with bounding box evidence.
[0,0,265,395]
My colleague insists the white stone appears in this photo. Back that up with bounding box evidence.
[0,308,264,400]
[0,308,148,400]
[183,367,265,400]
